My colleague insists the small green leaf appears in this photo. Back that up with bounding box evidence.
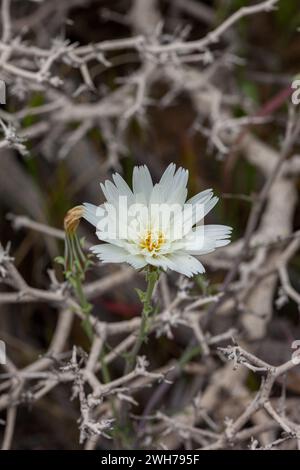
[135,288,146,303]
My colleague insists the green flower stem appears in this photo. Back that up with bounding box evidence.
[59,232,93,340]
[74,274,93,340]
[124,267,160,375]
[117,267,160,447]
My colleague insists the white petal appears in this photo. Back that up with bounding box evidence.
[203,195,219,218]
[185,193,219,229]
[157,164,188,205]
[95,230,142,255]
[82,203,101,227]
[167,185,188,206]
[127,255,147,269]
[149,183,163,205]
[91,244,129,263]
[204,224,232,239]
[185,224,232,254]
[186,188,213,206]
[158,163,176,197]
[91,244,146,270]
[179,189,215,231]
[173,167,189,189]
[100,180,120,207]
[164,252,205,277]
[144,255,169,270]
[184,237,215,254]
[112,172,133,199]
[166,167,188,205]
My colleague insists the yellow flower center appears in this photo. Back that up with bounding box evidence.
[139,230,165,254]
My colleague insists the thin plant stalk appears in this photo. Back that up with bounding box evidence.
[124,267,160,375]
[117,267,160,448]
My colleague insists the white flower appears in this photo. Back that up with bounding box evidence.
[83,164,232,277]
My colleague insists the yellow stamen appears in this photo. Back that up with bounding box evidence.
[139,230,165,254]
